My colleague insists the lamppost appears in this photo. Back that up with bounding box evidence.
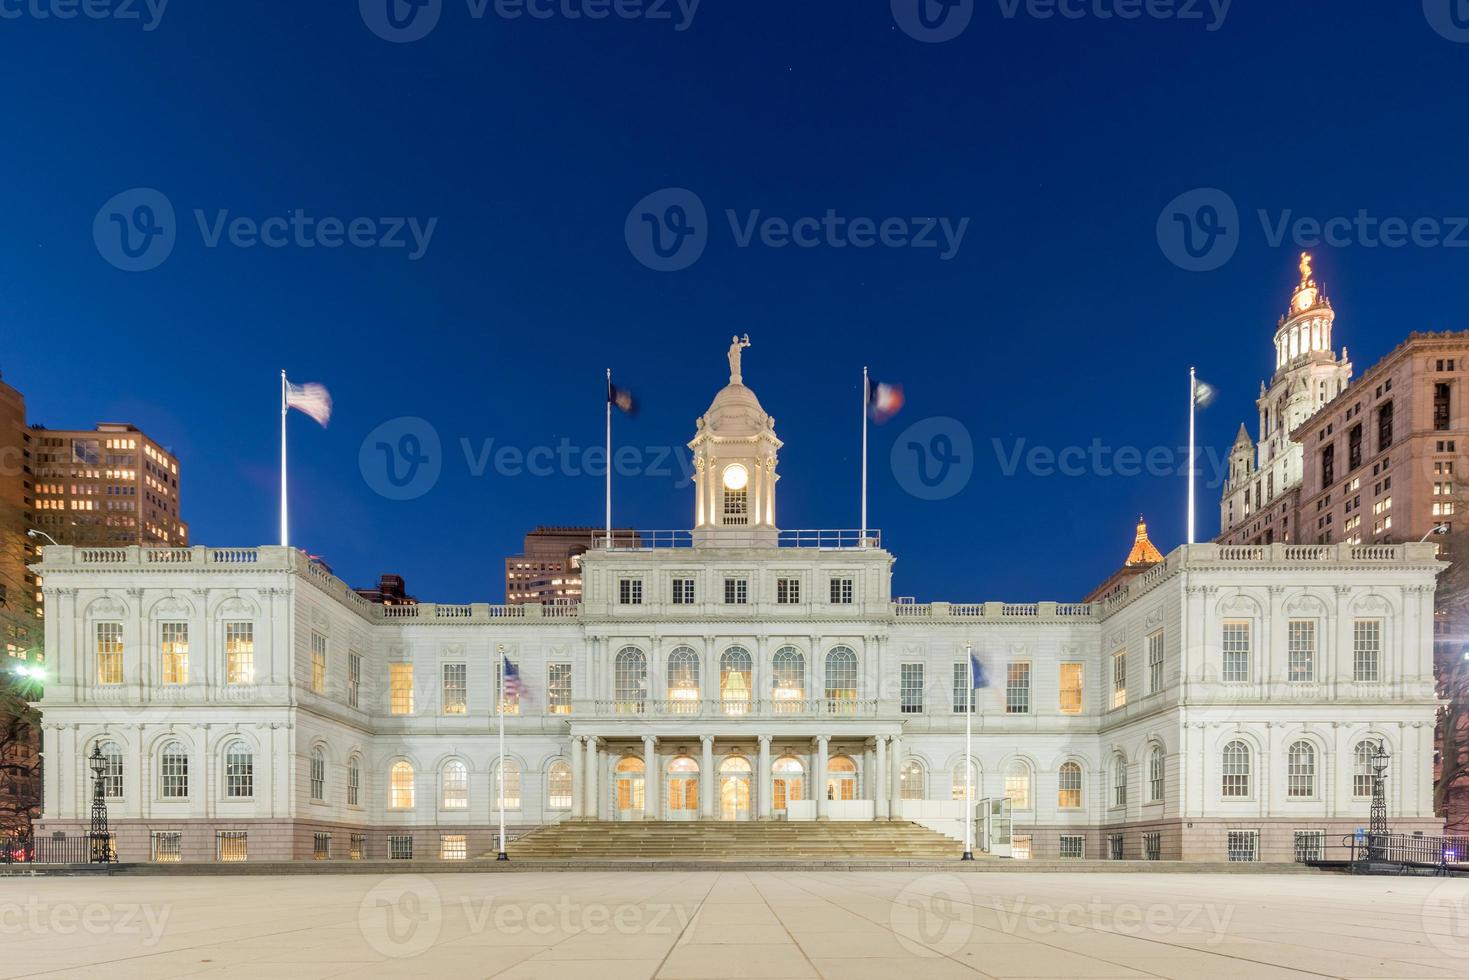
[1368,740,1390,862]
[88,744,111,864]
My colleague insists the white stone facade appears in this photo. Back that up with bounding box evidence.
[31,364,1447,863]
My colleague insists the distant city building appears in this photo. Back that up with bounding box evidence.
[31,421,187,548]
[1084,516,1165,603]
[354,573,417,606]
[504,526,635,604]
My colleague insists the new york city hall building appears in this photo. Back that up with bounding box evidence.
[32,356,1445,863]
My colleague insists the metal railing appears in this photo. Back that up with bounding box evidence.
[588,697,878,718]
[1300,833,1469,872]
[2,833,116,865]
[591,529,881,550]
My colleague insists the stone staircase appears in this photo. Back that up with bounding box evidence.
[499,819,968,860]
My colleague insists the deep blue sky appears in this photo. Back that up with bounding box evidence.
[3,1,1466,603]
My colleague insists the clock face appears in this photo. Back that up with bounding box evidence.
[722,464,749,491]
[1296,288,1316,311]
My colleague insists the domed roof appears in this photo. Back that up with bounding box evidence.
[702,382,770,437]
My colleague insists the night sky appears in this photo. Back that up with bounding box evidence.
[3,1,1467,603]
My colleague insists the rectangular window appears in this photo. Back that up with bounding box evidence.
[1108,835,1125,860]
[1227,831,1259,863]
[1143,832,1161,861]
[1288,620,1316,683]
[388,835,414,860]
[349,834,366,860]
[1147,631,1164,695]
[313,833,331,861]
[1321,444,1335,487]
[1111,651,1127,709]
[1059,663,1083,714]
[1012,835,1033,860]
[671,578,695,604]
[1348,423,1363,470]
[390,663,414,715]
[1353,620,1382,682]
[1222,621,1251,683]
[150,831,182,863]
[952,662,974,713]
[310,631,327,695]
[724,578,748,604]
[95,622,123,685]
[619,579,643,605]
[900,663,924,713]
[1436,382,1452,430]
[1294,831,1324,862]
[440,835,467,861]
[776,578,801,604]
[1059,835,1085,860]
[348,652,361,709]
[1006,662,1031,714]
[216,831,248,863]
[442,663,467,715]
[829,578,853,604]
[548,663,572,715]
[160,622,188,685]
[722,488,748,525]
[348,765,360,807]
[225,622,254,685]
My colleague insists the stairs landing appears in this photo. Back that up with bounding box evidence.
[498,819,968,860]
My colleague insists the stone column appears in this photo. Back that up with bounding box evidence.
[585,737,600,820]
[863,746,875,805]
[570,736,584,819]
[889,734,904,820]
[700,735,715,819]
[875,734,888,820]
[816,735,830,820]
[757,735,772,820]
[642,735,658,820]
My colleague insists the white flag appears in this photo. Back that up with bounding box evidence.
[1192,377,1216,408]
[285,380,332,427]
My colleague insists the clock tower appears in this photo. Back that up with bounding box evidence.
[690,336,782,548]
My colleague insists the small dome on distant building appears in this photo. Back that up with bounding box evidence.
[1125,515,1165,567]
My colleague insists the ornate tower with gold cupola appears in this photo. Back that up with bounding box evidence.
[690,336,782,548]
[1219,253,1353,543]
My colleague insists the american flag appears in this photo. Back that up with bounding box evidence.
[285,379,333,426]
[502,657,527,699]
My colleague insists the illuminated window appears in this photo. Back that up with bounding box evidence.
[390,761,415,809]
[310,632,327,695]
[900,760,924,800]
[495,760,522,809]
[824,646,858,709]
[951,758,979,802]
[548,663,572,714]
[1059,663,1083,714]
[548,759,573,809]
[442,760,468,809]
[442,663,467,715]
[390,663,414,715]
[666,646,701,710]
[225,741,253,798]
[225,622,254,685]
[95,622,123,685]
[720,647,752,713]
[160,741,189,799]
[1004,762,1031,809]
[160,622,188,685]
[614,647,647,713]
[440,835,467,861]
[772,647,806,710]
[1057,762,1082,809]
[1288,620,1316,683]
[1111,651,1127,709]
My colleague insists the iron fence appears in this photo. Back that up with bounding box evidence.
[1,833,116,865]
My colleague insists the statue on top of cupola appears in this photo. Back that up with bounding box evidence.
[727,334,751,384]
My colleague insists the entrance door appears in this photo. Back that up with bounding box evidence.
[615,757,645,821]
[719,756,752,821]
[772,756,804,814]
[979,797,1013,857]
[826,756,857,802]
[666,756,700,821]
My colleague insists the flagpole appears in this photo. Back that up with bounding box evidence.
[861,365,869,547]
[497,645,508,861]
[605,368,612,549]
[963,643,974,861]
[280,370,288,548]
[1188,366,1197,545]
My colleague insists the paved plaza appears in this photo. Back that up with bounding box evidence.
[2,871,1469,979]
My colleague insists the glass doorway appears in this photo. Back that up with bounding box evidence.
[666,756,700,820]
[827,756,857,802]
[720,756,752,821]
[615,756,645,821]
[772,756,804,813]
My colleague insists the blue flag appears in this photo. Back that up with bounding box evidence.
[970,653,989,689]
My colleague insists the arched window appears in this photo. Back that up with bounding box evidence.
[827,755,857,801]
[614,647,647,713]
[496,759,522,810]
[224,740,253,799]
[1148,746,1164,803]
[824,646,858,712]
[1058,762,1082,809]
[1004,761,1031,810]
[1222,740,1251,798]
[309,747,326,802]
[160,741,189,799]
[390,760,415,809]
[97,740,123,799]
[442,759,468,809]
[900,760,925,800]
[951,758,979,802]
[547,759,573,809]
[772,647,806,711]
[667,756,699,812]
[772,755,804,810]
[1112,757,1127,808]
[666,646,701,712]
[1354,741,1380,798]
[1287,741,1316,798]
[720,647,752,713]
[347,756,361,807]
